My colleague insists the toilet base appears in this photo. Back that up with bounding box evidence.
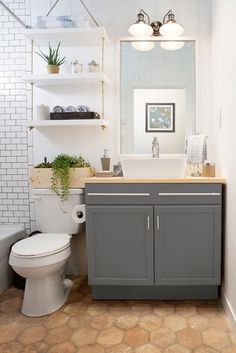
[22,273,73,317]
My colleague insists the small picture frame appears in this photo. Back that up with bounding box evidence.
[145,103,175,133]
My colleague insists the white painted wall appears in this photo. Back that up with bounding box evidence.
[133,89,186,154]
[29,0,212,168]
[211,0,236,330]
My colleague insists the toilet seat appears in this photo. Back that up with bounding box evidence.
[11,233,71,258]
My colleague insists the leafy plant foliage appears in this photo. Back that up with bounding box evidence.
[35,154,90,201]
[35,42,66,66]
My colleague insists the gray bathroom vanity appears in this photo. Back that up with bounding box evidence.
[85,179,224,300]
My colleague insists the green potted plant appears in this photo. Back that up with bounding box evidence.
[51,154,91,201]
[30,154,93,201]
[35,42,66,74]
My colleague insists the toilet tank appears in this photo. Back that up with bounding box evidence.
[32,189,85,234]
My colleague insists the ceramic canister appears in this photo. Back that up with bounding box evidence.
[35,105,50,120]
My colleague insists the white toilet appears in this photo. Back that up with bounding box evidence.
[9,189,85,317]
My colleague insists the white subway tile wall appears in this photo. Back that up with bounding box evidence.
[0,0,32,234]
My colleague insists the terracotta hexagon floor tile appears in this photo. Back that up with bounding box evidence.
[193,345,219,353]
[67,313,92,330]
[18,326,47,346]
[208,314,231,331]
[229,332,236,346]
[2,278,236,353]
[44,326,72,345]
[63,301,87,316]
[16,314,44,327]
[188,316,209,331]
[48,342,76,353]
[176,328,202,349]
[164,314,187,331]
[90,313,115,330]
[0,297,22,313]
[153,303,175,317]
[0,323,23,344]
[106,343,134,353]
[197,306,219,318]
[176,304,197,318]
[124,327,149,348]
[21,341,48,353]
[97,327,124,346]
[43,312,70,329]
[150,328,175,348]
[164,343,191,353]
[135,343,162,353]
[115,314,139,330]
[0,313,18,326]
[222,347,236,353]
[71,327,98,347]
[202,329,231,350]
[131,303,152,316]
[109,303,131,317]
[0,341,22,353]
[139,314,162,331]
[87,303,108,316]
[79,344,105,353]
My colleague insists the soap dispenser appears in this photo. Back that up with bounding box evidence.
[101,149,110,171]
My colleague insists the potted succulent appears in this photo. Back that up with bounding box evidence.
[35,42,66,74]
[30,155,94,201]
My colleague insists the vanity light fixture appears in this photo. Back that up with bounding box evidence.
[129,9,184,38]
[129,9,184,51]
[160,41,184,51]
[131,41,155,51]
[159,10,184,37]
[128,9,153,37]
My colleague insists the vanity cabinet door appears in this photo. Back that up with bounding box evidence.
[86,205,154,285]
[154,205,221,286]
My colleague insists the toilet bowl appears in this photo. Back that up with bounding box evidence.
[9,233,72,317]
[9,188,85,317]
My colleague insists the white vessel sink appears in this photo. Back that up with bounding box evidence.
[121,157,186,178]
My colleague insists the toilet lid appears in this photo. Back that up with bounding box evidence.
[11,233,71,258]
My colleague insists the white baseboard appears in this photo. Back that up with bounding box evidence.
[221,289,236,334]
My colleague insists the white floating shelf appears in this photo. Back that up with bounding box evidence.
[23,73,108,87]
[23,27,109,46]
[27,119,109,129]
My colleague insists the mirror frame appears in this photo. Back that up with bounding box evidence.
[117,37,197,158]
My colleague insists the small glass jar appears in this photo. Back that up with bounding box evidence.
[70,59,83,74]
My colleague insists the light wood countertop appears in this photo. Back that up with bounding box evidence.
[81,176,226,186]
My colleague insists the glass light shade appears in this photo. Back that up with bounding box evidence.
[160,41,184,50]
[160,22,184,37]
[131,41,155,51]
[128,22,153,36]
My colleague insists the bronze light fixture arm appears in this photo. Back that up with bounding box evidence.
[163,9,176,24]
[137,9,151,24]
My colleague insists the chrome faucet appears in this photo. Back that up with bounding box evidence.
[152,136,159,158]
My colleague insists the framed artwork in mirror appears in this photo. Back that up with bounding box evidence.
[145,103,175,133]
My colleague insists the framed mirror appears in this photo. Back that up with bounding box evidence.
[120,40,196,155]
